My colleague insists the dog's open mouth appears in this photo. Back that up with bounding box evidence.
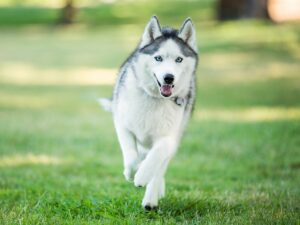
[160,84,174,97]
[154,74,174,97]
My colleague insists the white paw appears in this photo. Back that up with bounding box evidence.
[123,168,134,182]
[142,194,158,211]
[134,165,156,187]
[134,169,149,187]
[134,161,156,187]
[123,161,141,182]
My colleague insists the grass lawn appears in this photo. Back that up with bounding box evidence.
[0,20,300,224]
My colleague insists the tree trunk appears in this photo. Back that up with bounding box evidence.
[217,0,269,21]
[60,0,76,24]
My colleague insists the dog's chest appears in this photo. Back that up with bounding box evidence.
[116,89,184,146]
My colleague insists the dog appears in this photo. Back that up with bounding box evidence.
[99,16,198,210]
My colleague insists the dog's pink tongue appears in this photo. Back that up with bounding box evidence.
[161,84,172,97]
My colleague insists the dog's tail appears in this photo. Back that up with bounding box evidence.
[97,98,112,112]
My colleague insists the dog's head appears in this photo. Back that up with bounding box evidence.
[135,16,198,98]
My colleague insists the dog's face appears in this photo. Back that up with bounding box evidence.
[135,16,198,98]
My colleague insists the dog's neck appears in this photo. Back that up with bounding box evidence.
[171,96,185,107]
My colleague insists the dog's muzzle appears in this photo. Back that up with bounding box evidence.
[154,73,175,98]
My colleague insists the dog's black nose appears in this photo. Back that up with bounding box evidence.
[164,74,174,84]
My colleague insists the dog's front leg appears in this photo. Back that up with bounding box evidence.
[115,124,138,182]
[142,160,169,209]
[134,137,177,187]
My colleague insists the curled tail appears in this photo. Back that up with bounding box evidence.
[98,98,112,112]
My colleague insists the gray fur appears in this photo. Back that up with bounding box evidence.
[140,27,197,58]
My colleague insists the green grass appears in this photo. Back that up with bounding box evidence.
[0,19,300,224]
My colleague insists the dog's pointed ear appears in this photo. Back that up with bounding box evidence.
[139,16,162,49]
[178,18,197,53]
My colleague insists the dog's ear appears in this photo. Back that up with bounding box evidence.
[178,18,197,53]
[139,16,162,49]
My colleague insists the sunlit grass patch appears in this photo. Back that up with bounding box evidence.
[196,107,300,122]
[0,153,63,166]
[0,63,117,86]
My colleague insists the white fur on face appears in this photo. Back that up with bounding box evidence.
[136,39,197,98]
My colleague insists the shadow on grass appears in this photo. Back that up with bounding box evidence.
[157,195,243,221]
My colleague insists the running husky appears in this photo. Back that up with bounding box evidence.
[99,16,198,210]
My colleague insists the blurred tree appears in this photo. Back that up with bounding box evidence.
[217,0,269,20]
[60,0,76,24]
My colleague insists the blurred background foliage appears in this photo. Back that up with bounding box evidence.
[0,0,214,26]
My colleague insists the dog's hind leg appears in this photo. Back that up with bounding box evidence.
[115,124,139,182]
[158,176,165,199]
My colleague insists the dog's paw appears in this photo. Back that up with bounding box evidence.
[124,161,142,183]
[123,167,134,182]
[134,169,150,187]
[134,162,155,187]
[144,204,158,211]
[142,195,159,211]
[134,173,147,187]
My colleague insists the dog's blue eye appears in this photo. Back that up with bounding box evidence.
[175,57,183,63]
[154,56,163,62]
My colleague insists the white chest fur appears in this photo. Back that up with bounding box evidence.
[114,84,184,148]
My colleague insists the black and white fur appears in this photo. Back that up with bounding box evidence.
[99,16,198,210]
